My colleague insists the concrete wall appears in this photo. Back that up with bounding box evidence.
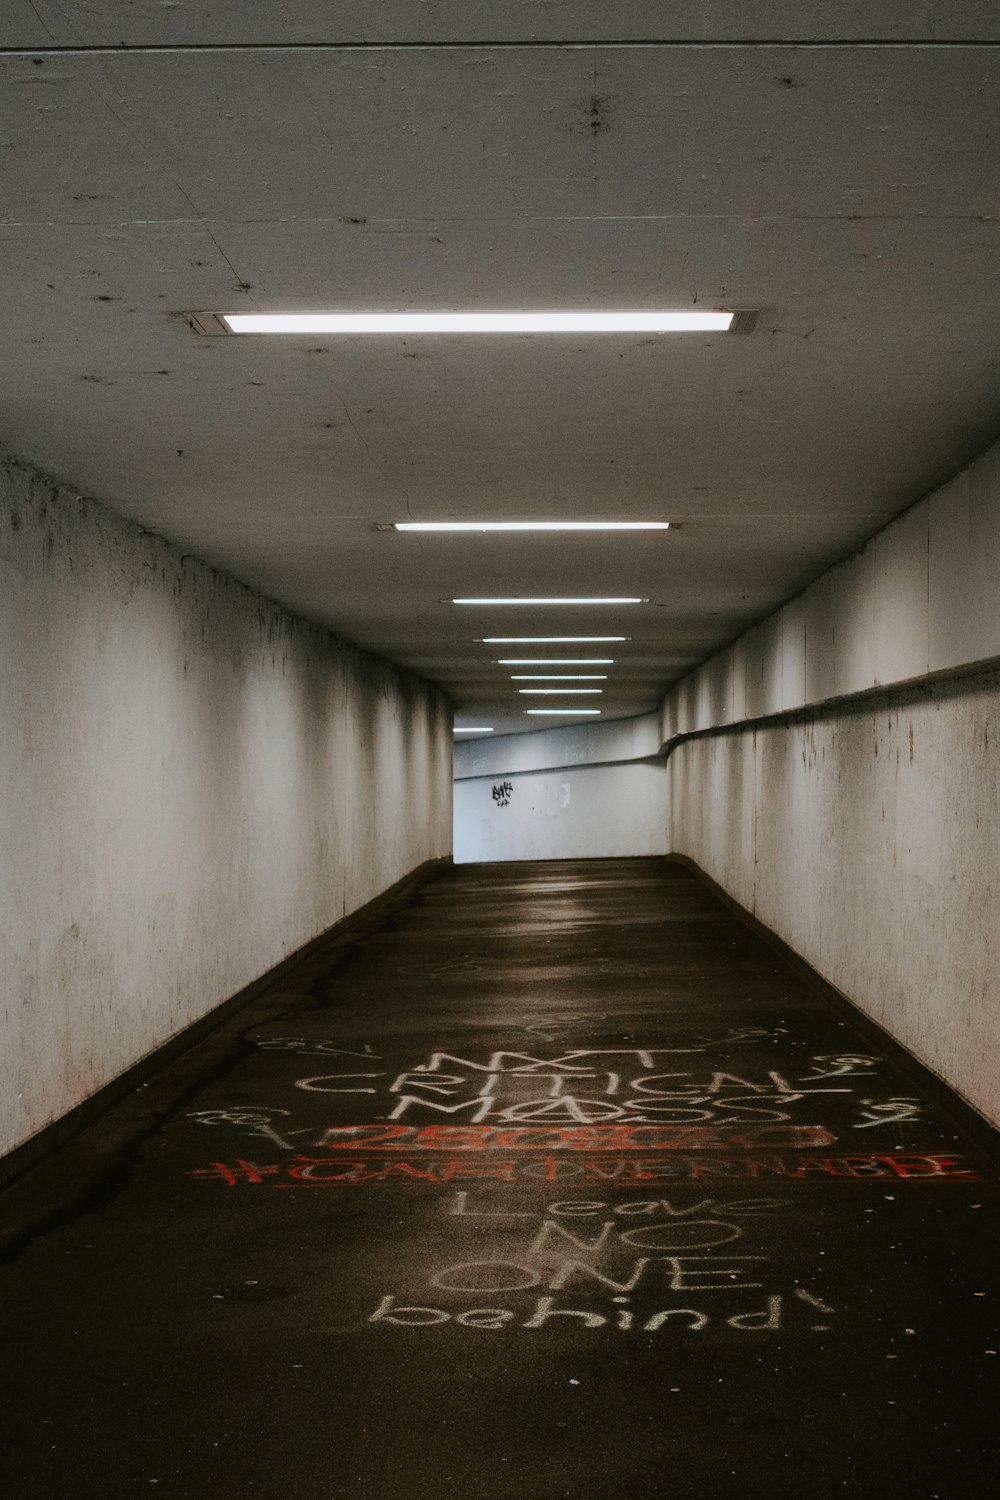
[0,454,452,1160]
[453,714,668,863]
[662,437,1000,1130]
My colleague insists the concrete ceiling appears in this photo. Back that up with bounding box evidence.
[3,7,1000,734]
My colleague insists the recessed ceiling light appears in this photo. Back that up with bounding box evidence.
[218,311,736,335]
[497,658,614,665]
[453,727,494,733]
[394,521,669,532]
[510,674,607,680]
[483,636,628,643]
[518,688,603,695]
[526,709,602,716]
[453,597,644,606]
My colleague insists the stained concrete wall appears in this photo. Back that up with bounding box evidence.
[662,437,1000,1130]
[453,714,668,863]
[0,454,452,1160]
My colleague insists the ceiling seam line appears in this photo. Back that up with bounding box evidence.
[4,40,1000,57]
[1,215,996,228]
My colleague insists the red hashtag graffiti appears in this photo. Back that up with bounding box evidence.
[186,1160,280,1185]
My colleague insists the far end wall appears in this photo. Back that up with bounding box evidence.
[454,714,668,863]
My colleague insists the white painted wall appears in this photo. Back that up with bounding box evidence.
[0,454,452,1160]
[453,714,668,863]
[661,436,1000,1130]
[454,760,668,863]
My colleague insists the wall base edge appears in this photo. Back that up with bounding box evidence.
[0,856,452,1190]
[667,852,1000,1165]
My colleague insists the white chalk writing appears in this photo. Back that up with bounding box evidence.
[854,1098,922,1129]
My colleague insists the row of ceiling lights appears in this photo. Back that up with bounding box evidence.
[453,612,642,733]
[395,524,665,731]
[197,306,749,737]
[402,529,662,732]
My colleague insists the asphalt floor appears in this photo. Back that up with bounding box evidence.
[1,857,999,1498]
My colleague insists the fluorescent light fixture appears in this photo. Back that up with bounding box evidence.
[482,636,628,643]
[453,597,643,606]
[518,688,603,695]
[510,674,607,680]
[395,520,669,532]
[221,311,734,335]
[526,709,602,716]
[498,658,614,665]
[454,727,494,733]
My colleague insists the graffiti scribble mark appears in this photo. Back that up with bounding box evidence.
[795,1289,836,1314]
[186,1107,312,1151]
[801,1054,880,1081]
[697,1026,790,1051]
[188,1108,290,1126]
[253,1039,380,1058]
[854,1098,922,1130]
[521,1015,603,1042]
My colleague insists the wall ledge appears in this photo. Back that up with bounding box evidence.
[455,751,666,782]
[659,434,1000,746]
[660,653,1000,756]
[454,710,662,779]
